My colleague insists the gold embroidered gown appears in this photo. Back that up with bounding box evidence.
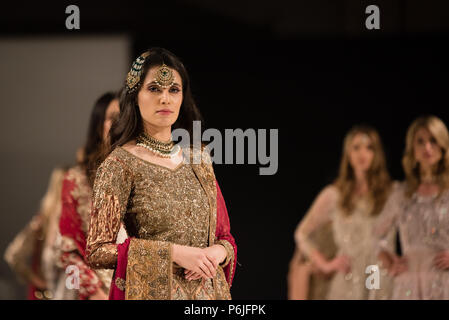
[86,146,234,300]
[295,185,396,300]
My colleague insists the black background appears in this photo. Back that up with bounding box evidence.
[1,0,449,299]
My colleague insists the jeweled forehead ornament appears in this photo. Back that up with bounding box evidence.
[154,63,175,88]
[126,51,150,93]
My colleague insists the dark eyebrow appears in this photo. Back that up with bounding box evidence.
[145,81,182,87]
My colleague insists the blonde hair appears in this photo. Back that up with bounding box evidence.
[402,115,449,197]
[334,125,391,216]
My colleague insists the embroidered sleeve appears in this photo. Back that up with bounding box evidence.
[214,181,237,287]
[294,185,338,258]
[216,240,234,268]
[86,156,133,270]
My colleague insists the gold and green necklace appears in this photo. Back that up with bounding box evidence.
[136,132,180,158]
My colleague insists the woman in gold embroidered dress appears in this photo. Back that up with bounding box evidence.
[86,48,237,300]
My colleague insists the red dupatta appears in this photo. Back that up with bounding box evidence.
[215,181,237,286]
[59,168,105,299]
[59,176,87,258]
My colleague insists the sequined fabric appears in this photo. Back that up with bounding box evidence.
[216,239,234,269]
[126,239,173,300]
[288,222,337,300]
[86,146,232,300]
[64,167,92,234]
[295,185,395,300]
[374,182,449,299]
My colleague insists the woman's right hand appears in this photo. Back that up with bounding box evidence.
[317,255,351,275]
[310,250,350,275]
[172,244,216,279]
[388,255,407,276]
[327,255,351,274]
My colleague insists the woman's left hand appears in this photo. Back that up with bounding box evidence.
[185,245,227,281]
[433,251,449,270]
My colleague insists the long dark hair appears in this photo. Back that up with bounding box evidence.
[80,91,118,187]
[108,47,203,157]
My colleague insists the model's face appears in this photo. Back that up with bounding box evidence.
[137,66,183,130]
[348,133,375,173]
[413,127,442,168]
[103,99,120,143]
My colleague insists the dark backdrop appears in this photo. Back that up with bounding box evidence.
[1,0,449,299]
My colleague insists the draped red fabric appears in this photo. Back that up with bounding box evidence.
[109,179,237,299]
[215,180,238,287]
[27,285,37,300]
[108,238,130,300]
[59,178,86,258]
[59,173,103,299]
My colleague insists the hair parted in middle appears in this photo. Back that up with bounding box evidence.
[108,47,203,160]
[334,124,392,216]
[402,115,449,197]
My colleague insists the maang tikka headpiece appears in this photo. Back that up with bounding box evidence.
[126,51,150,93]
[154,63,175,88]
[126,51,175,93]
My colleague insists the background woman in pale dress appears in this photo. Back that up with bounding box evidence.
[374,115,449,299]
[294,125,395,300]
[4,167,74,300]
